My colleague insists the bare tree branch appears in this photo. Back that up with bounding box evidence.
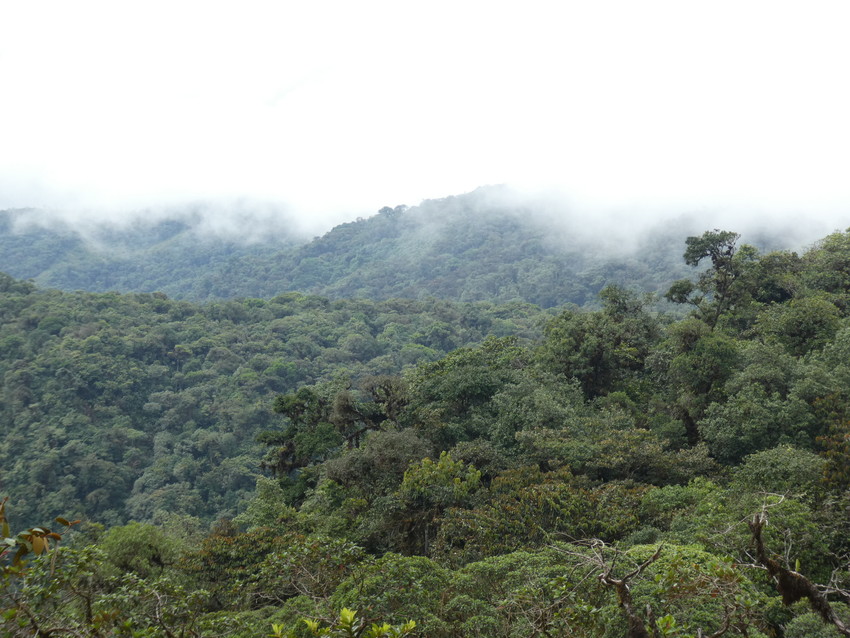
[749,511,850,637]
[597,544,664,638]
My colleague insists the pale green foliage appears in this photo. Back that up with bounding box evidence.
[331,554,449,635]
[254,534,368,605]
[515,411,715,484]
[359,452,484,555]
[726,341,798,398]
[639,478,721,530]
[730,446,826,501]
[659,485,832,580]
[628,543,769,634]
[434,468,647,565]
[322,430,433,498]
[699,385,816,463]
[98,521,183,579]
[233,477,298,530]
[654,320,740,444]
[398,451,481,506]
[2,544,223,638]
[299,608,415,637]
[783,602,850,638]
[487,374,585,450]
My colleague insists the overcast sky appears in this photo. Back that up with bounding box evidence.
[1,1,849,235]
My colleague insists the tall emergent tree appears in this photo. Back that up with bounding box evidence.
[665,229,756,330]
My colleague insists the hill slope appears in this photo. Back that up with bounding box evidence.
[0,188,730,306]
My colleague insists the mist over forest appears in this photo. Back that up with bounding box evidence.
[0,186,828,307]
[6,0,850,632]
[4,182,850,635]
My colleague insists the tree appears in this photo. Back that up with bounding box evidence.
[406,336,529,447]
[330,554,450,636]
[750,511,850,637]
[539,286,660,398]
[322,430,433,499]
[698,384,815,463]
[653,319,740,445]
[802,229,850,310]
[756,294,841,356]
[433,467,645,565]
[666,230,757,330]
[3,501,219,638]
[377,452,482,556]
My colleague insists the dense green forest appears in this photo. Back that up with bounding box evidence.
[0,279,552,526]
[0,187,787,307]
[5,223,850,636]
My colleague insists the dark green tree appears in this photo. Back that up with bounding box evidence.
[539,286,659,398]
[665,229,758,330]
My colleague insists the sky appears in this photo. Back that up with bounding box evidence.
[1,1,849,237]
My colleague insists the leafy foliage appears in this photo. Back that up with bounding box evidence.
[0,283,551,525]
[0,189,714,306]
[6,222,850,635]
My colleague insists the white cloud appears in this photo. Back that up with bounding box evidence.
[1,1,849,233]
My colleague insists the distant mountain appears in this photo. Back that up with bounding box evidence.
[0,208,300,298]
[0,187,789,306]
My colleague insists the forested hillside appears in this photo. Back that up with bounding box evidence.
[0,188,786,306]
[5,227,850,636]
[0,279,551,526]
[0,207,302,299]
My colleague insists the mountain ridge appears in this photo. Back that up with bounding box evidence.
[0,187,798,306]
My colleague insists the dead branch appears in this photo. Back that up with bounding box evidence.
[598,545,664,638]
[749,511,850,637]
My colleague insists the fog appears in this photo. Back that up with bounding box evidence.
[1,1,849,244]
